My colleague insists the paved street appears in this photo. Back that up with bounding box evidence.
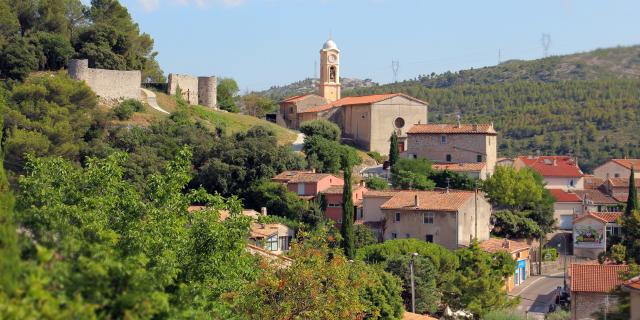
[512,272,565,319]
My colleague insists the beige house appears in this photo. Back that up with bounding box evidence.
[593,159,640,180]
[379,190,492,250]
[278,39,428,155]
[573,212,622,259]
[514,156,584,190]
[622,277,640,320]
[249,222,294,255]
[548,189,584,230]
[404,123,497,177]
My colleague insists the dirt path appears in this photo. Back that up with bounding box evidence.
[141,88,170,115]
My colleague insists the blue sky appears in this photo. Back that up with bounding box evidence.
[121,0,640,91]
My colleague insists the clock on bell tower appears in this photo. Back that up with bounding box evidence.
[319,39,341,102]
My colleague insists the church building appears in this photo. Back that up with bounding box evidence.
[278,39,428,155]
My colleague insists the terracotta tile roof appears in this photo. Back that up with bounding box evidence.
[380,190,475,212]
[288,173,339,184]
[573,189,618,205]
[479,238,530,254]
[516,156,583,178]
[402,312,438,320]
[607,177,640,188]
[612,193,631,203]
[271,170,314,183]
[249,222,285,239]
[407,123,497,135]
[623,276,640,291]
[432,162,487,172]
[321,184,366,194]
[573,212,609,224]
[298,93,426,114]
[589,212,622,223]
[583,175,605,189]
[570,263,628,293]
[280,94,311,103]
[364,190,400,198]
[611,159,640,170]
[548,189,582,203]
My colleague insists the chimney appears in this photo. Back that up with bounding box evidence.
[414,194,420,207]
[260,207,267,216]
[311,168,316,173]
[553,158,557,166]
[502,238,509,248]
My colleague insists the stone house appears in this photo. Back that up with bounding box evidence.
[271,170,344,200]
[549,189,584,230]
[570,263,628,319]
[573,212,622,259]
[319,182,367,226]
[601,177,640,203]
[278,39,428,155]
[622,277,640,320]
[249,222,295,255]
[593,158,640,180]
[361,190,400,239]
[514,156,584,190]
[479,238,531,292]
[573,189,621,213]
[379,190,492,250]
[404,123,497,177]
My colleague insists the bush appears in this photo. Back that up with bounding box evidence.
[112,99,144,120]
[366,151,384,164]
[542,248,559,261]
[545,310,570,320]
[365,176,389,190]
[303,135,361,173]
[300,119,341,141]
[482,309,525,320]
[354,224,378,248]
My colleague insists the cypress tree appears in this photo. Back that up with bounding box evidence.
[389,132,399,167]
[340,154,355,259]
[625,168,637,216]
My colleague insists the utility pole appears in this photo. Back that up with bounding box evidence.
[498,48,502,64]
[392,60,399,83]
[410,252,418,313]
[541,33,552,58]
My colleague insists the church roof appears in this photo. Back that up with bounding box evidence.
[298,93,427,114]
[407,123,496,135]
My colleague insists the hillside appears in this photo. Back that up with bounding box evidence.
[258,77,377,100]
[345,45,640,172]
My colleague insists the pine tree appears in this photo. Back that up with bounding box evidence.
[389,131,399,167]
[340,154,355,259]
[625,168,637,216]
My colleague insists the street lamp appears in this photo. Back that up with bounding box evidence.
[410,252,419,313]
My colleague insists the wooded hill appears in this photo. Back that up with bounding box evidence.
[345,45,640,172]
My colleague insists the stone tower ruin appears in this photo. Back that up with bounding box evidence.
[168,74,217,109]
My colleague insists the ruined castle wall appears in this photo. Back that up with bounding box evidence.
[168,74,199,105]
[198,76,217,108]
[68,59,141,100]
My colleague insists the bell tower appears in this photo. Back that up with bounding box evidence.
[319,39,341,102]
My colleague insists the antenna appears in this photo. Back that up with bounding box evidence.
[541,33,551,58]
[392,60,399,83]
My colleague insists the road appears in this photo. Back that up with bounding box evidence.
[513,272,565,319]
[140,88,170,115]
[292,133,305,152]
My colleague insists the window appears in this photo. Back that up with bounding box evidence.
[477,155,482,162]
[391,233,398,239]
[405,233,411,238]
[279,236,290,251]
[394,117,405,129]
[440,135,447,144]
[607,225,622,237]
[446,154,452,162]
[328,203,341,208]
[266,235,278,251]
[357,208,364,220]
[614,173,620,178]
[329,66,336,81]
[425,234,434,243]
[289,107,293,113]
[297,183,305,195]
[423,212,434,224]
[569,179,575,187]
[394,212,401,222]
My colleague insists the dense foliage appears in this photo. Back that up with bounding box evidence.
[483,166,555,237]
[217,78,240,112]
[0,0,163,81]
[299,119,341,141]
[365,176,389,190]
[341,154,355,259]
[391,158,477,191]
[303,135,361,173]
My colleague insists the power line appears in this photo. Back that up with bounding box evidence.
[541,33,552,58]
[391,60,399,83]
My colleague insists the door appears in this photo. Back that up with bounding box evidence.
[559,215,573,230]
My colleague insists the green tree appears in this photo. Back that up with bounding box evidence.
[241,93,277,118]
[365,176,389,190]
[341,154,355,259]
[299,119,341,141]
[625,169,637,216]
[0,38,38,80]
[451,240,517,316]
[391,158,435,190]
[303,135,361,174]
[28,31,74,70]
[623,210,640,263]
[354,224,378,248]
[386,255,440,314]
[217,78,239,112]
[389,131,399,167]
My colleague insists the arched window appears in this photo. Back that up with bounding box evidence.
[329,66,336,81]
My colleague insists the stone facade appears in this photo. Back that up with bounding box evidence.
[68,59,141,100]
[167,73,217,108]
[572,293,618,320]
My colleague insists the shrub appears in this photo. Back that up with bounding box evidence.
[300,119,341,141]
[366,151,384,164]
[482,309,525,320]
[365,176,389,190]
[112,99,144,120]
